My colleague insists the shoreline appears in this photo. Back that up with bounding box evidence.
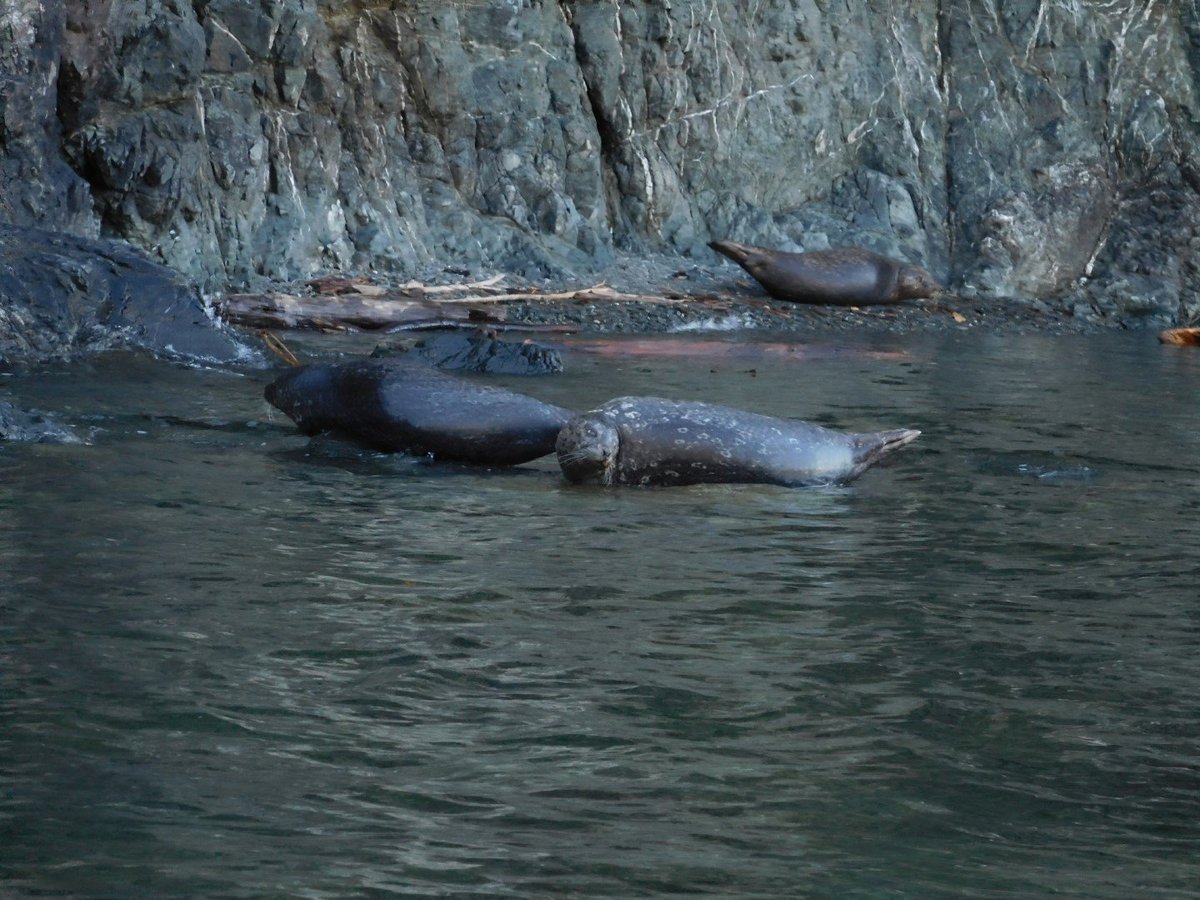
[241,251,1157,343]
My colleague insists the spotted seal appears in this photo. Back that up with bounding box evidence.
[265,358,571,465]
[709,239,942,306]
[555,396,920,487]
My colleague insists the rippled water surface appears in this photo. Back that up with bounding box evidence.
[2,329,1199,897]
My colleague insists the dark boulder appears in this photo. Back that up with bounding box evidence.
[0,400,82,444]
[0,224,253,366]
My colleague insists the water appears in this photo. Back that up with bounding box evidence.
[2,330,1198,897]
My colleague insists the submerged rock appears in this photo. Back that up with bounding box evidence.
[0,400,82,444]
[372,331,564,376]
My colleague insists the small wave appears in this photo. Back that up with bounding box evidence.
[669,314,758,333]
[1014,463,1099,481]
[977,454,1100,482]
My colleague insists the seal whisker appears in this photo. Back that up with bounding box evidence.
[557,447,598,465]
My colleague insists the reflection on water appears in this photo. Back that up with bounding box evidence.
[2,331,1199,896]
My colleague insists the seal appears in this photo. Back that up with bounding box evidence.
[709,239,942,305]
[555,396,920,487]
[265,358,572,465]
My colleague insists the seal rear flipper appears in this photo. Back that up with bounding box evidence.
[708,239,760,268]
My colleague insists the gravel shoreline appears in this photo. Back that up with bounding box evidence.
[375,252,1136,338]
[247,250,1184,347]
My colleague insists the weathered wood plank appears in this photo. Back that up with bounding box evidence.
[213,281,698,332]
[213,291,485,331]
[1159,327,1200,346]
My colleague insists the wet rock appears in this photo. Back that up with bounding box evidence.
[0,224,253,365]
[0,400,82,444]
[373,332,564,376]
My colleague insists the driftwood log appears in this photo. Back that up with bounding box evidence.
[213,290,491,331]
[1159,327,1200,346]
[213,279,697,333]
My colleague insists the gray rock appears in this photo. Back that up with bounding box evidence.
[0,400,82,444]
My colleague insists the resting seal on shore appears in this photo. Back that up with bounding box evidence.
[555,396,920,487]
[265,358,571,465]
[709,239,942,306]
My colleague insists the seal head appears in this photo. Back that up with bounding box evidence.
[555,414,622,485]
[894,262,944,301]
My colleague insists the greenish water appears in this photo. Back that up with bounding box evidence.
[2,329,1198,897]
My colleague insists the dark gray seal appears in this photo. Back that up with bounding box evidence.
[265,358,571,465]
[555,396,920,487]
[710,239,942,306]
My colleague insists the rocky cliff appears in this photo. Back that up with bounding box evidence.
[3,0,1200,325]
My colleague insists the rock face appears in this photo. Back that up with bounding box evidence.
[3,1,1200,326]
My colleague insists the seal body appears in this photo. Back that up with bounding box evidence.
[265,358,571,465]
[556,396,919,487]
[710,239,942,306]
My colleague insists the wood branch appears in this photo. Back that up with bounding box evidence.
[387,320,577,334]
[305,275,371,295]
[302,274,507,301]
[397,274,506,294]
[433,284,685,305]
[258,330,301,366]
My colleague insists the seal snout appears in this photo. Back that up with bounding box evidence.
[862,428,921,451]
[850,428,921,475]
[882,428,921,449]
